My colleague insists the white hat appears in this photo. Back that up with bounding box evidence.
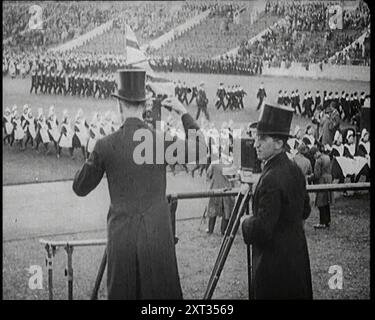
[361,128,369,141]
[363,97,370,108]
[333,130,342,143]
[38,108,43,117]
[346,129,354,140]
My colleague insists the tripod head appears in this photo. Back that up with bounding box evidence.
[222,165,260,187]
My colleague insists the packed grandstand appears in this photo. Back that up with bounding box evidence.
[2,0,371,182]
[3,0,370,78]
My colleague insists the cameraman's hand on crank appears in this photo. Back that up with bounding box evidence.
[161,97,187,116]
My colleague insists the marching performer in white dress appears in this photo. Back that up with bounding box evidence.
[20,104,29,125]
[35,108,51,153]
[86,112,101,158]
[72,108,89,160]
[3,107,14,145]
[47,105,60,153]
[102,111,115,136]
[11,104,18,119]
[57,109,74,159]
[24,109,37,148]
[12,111,25,150]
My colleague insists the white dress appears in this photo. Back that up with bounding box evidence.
[87,123,100,153]
[26,118,37,139]
[74,119,88,147]
[47,116,60,142]
[3,115,13,135]
[13,118,25,140]
[38,118,50,144]
[59,122,73,148]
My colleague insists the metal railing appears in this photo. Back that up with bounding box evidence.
[39,182,370,300]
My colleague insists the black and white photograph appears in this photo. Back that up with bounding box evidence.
[2,0,371,303]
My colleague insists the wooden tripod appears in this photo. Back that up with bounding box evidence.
[203,186,252,299]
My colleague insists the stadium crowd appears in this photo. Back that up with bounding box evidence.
[3,1,119,53]
[3,1,212,53]
[234,0,371,66]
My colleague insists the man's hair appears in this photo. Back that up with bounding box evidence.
[269,134,288,148]
[119,99,145,109]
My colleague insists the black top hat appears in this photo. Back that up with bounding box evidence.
[111,69,148,102]
[256,104,294,137]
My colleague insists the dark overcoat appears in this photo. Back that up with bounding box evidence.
[242,152,313,299]
[312,153,333,207]
[206,163,235,219]
[73,114,205,299]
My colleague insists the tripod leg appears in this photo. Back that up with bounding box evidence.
[206,192,243,287]
[204,189,251,299]
[91,248,107,300]
[247,244,253,299]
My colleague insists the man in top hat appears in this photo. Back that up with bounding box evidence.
[72,69,206,300]
[241,103,312,299]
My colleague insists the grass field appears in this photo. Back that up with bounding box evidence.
[2,193,370,300]
[2,74,370,300]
